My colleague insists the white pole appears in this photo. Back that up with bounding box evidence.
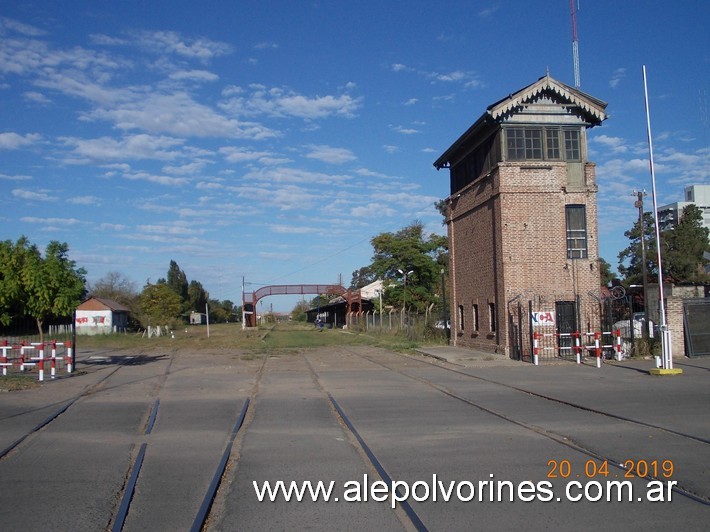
[241,277,246,330]
[642,65,672,370]
[206,303,210,338]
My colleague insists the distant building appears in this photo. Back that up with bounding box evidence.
[190,311,207,325]
[306,280,380,328]
[657,185,710,233]
[434,74,607,356]
[76,297,130,335]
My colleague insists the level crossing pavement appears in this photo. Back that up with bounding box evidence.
[0,346,708,531]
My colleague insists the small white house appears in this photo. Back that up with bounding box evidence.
[190,311,207,325]
[75,297,130,335]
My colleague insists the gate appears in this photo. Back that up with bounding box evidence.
[684,299,710,357]
[556,301,577,360]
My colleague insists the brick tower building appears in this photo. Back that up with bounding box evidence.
[434,74,607,357]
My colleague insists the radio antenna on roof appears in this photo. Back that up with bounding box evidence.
[570,0,581,88]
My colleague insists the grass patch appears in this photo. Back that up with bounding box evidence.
[0,374,41,392]
[72,321,446,354]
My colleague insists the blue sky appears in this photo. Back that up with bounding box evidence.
[1,1,708,311]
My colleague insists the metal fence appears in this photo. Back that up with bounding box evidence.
[684,299,710,357]
[345,309,448,341]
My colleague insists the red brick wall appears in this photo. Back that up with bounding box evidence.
[447,161,602,354]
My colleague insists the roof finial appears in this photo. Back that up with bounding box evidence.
[546,66,550,77]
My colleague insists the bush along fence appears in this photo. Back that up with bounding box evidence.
[345,308,447,340]
[0,339,74,382]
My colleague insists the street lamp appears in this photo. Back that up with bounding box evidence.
[397,269,414,327]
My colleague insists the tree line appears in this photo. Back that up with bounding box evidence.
[92,260,239,329]
[1,207,706,336]
[0,239,238,337]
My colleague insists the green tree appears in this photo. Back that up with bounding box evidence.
[291,300,311,321]
[661,204,710,283]
[139,282,183,327]
[0,237,32,326]
[207,298,227,323]
[619,207,710,285]
[166,260,188,302]
[0,238,86,342]
[598,257,615,286]
[188,280,209,312]
[353,221,448,312]
[618,212,658,285]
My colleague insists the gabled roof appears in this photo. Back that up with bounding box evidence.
[486,74,607,123]
[434,74,607,169]
[77,297,130,312]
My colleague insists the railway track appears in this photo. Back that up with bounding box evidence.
[1,343,708,531]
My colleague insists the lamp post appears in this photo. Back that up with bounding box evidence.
[397,269,413,327]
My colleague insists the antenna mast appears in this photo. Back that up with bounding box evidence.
[570,0,581,87]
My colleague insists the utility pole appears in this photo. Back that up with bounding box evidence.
[632,189,650,338]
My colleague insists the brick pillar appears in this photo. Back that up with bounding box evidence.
[665,296,685,358]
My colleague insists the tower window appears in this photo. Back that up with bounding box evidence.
[565,204,588,259]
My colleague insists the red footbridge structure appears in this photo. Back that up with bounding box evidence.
[242,284,362,327]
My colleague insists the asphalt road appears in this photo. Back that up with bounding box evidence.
[1,345,708,531]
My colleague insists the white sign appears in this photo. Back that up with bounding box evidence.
[532,311,556,327]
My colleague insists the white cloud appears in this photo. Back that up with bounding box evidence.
[86,92,278,139]
[69,195,101,205]
[609,68,627,88]
[268,224,319,234]
[235,184,316,211]
[124,171,190,186]
[133,30,233,62]
[392,125,420,135]
[304,144,357,164]
[391,62,483,90]
[62,134,186,162]
[20,216,81,225]
[220,86,361,119]
[219,146,276,164]
[168,69,219,82]
[591,134,629,154]
[100,223,126,231]
[350,203,396,218]
[0,132,41,149]
[0,17,46,37]
[241,166,352,186]
[137,221,205,236]
[23,91,52,104]
[12,188,56,201]
[0,173,32,181]
[163,160,212,175]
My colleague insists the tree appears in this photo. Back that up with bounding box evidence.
[187,280,209,312]
[598,257,615,286]
[618,212,658,285]
[0,238,86,342]
[89,271,138,306]
[661,204,710,283]
[291,300,310,321]
[618,207,710,285]
[139,283,183,327]
[166,260,188,302]
[0,237,31,326]
[353,221,448,312]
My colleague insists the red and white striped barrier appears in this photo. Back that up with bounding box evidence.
[0,339,72,381]
[1,340,11,376]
